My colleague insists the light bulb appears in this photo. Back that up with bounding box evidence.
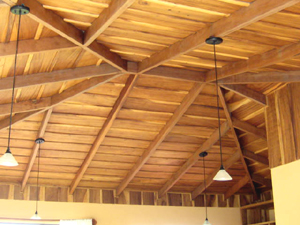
[203,218,212,225]
[31,211,41,220]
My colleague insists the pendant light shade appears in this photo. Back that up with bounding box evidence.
[206,36,232,182]
[0,148,18,166]
[203,218,212,225]
[31,211,41,220]
[213,165,232,181]
[0,4,30,167]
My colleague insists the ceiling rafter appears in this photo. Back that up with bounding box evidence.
[217,87,258,199]
[137,0,300,73]
[219,71,300,84]
[225,175,249,199]
[21,108,52,190]
[0,36,76,57]
[232,117,267,140]
[191,151,241,199]
[158,121,230,198]
[220,84,266,106]
[206,40,300,82]
[69,74,138,194]
[251,174,272,188]
[0,64,120,92]
[243,149,269,166]
[0,75,119,116]
[116,83,206,196]
[0,75,120,132]
[84,0,135,46]
[2,0,127,71]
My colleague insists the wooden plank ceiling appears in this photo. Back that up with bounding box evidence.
[0,0,299,199]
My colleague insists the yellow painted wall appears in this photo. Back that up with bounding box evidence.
[271,159,300,225]
[0,199,242,225]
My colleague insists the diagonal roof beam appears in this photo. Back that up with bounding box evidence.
[0,75,120,132]
[217,87,258,199]
[224,175,249,199]
[158,121,230,198]
[21,108,52,190]
[3,0,127,71]
[116,83,206,196]
[0,64,120,92]
[69,74,138,194]
[0,74,120,116]
[219,71,300,84]
[0,36,76,57]
[220,84,266,106]
[232,117,267,140]
[243,149,269,166]
[84,0,135,46]
[191,151,241,199]
[137,0,300,73]
[206,40,300,82]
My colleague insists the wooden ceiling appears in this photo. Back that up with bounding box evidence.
[0,0,299,200]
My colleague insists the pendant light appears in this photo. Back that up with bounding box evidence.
[31,138,44,220]
[199,151,211,225]
[206,37,232,181]
[0,5,30,167]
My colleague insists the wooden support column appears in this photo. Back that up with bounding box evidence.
[266,83,300,168]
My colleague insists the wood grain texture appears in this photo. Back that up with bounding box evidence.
[21,109,52,190]
[116,83,206,196]
[69,75,138,194]
[138,0,300,73]
[158,121,230,197]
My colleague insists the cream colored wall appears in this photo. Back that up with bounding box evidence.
[0,199,242,225]
[271,159,300,225]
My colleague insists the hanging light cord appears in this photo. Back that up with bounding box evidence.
[7,11,22,149]
[213,43,223,166]
[35,147,40,213]
[203,156,208,219]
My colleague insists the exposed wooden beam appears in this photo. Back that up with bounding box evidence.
[69,74,138,194]
[243,149,269,166]
[3,0,127,71]
[143,66,205,82]
[232,117,267,140]
[206,41,300,82]
[251,174,272,188]
[191,151,241,199]
[116,83,206,196]
[220,84,266,106]
[0,75,120,132]
[219,71,300,84]
[0,74,119,116]
[217,87,258,198]
[225,175,249,199]
[84,0,135,46]
[0,64,120,92]
[158,121,230,198]
[0,36,76,58]
[137,0,300,73]
[21,109,52,190]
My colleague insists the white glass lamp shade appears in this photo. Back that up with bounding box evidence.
[31,211,41,220]
[0,148,18,167]
[213,166,232,181]
[203,218,212,225]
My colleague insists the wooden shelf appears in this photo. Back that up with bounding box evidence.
[241,200,274,210]
[249,221,275,225]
